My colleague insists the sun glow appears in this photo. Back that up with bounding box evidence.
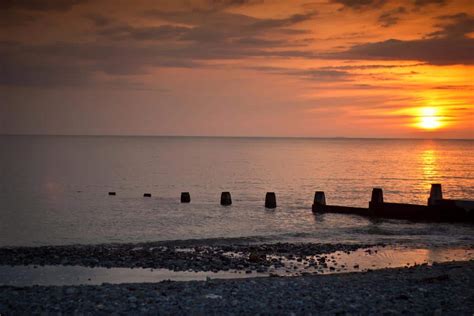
[417,107,444,130]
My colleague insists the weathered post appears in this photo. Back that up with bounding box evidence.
[143,193,152,197]
[312,191,326,212]
[181,192,191,203]
[371,188,384,204]
[108,192,116,196]
[428,184,442,206]
[220,192,232,206]
[265,192,277,208]
[369,188,383,215]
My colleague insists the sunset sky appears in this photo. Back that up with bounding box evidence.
[1,0,473,138]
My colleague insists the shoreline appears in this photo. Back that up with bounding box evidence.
[0,241,376,272]
[1,240,473,287]
[1,260,473,314]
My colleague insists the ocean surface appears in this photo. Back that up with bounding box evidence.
[1,135,473,247]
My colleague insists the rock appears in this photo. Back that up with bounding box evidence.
[65,288,77,295]
[249,251,266,263]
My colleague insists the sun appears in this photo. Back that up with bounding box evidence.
[416,107,443,130]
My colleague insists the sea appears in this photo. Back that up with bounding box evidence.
[1,135,473,248]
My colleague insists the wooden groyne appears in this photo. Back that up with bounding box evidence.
[106,184,472,223]
[312,184,474,223]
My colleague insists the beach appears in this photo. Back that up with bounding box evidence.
[1,259,473,315]
[1,239,473,314]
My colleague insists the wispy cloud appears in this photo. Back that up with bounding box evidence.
[378,6,407,27]
[331,0,387,10]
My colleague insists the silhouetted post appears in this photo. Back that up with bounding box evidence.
[221,192,232,206]
[108,192,116,196]
[371,188,384,204]
[369,188,383,215]
[143,193,152,197]
[312,191,326,212]
[265,192,277,208]
[428,184,443,206]
[181,192,191,203]
[314,191,326,205]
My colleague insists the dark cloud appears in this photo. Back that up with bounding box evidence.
[378,6,407,27]
[145,9,253,25]
[0,61,92,87]
[333,0,446,11]
[0,0,87,12]
[198,0,263,11]
[331,0,387,10]
[432,85,473,90]
[413,0,447,7]
[84,9,315,48]
[331,38,473,64]
[144,9,314,42]
[247,66,353,82]
[230,37,296,48]
[318,63,425,70]
[0,34,316,87]
[2,0,468,90]
[0,40,201,87]
[0,10,37,27]
[208,0,261,5]
[0,0,87,28]
[329,13,474,65]
[98,24,191,41]
[250,11,317,29]
[429,13,474,38]
[85,13,113,27]
[297,69,353,81]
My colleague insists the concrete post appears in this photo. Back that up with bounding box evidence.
[265,192,277,208]
[312,191,326,212]
[369,188,383,215]
[428,184,443,206]
[314,191,326,205]
[181,192,191,203]
[220,192,232,206]
[371,188,384,204]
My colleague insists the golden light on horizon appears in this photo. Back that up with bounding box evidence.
[416,107,444,130]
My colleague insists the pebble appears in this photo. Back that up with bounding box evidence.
[0,242,373,275]
[2,241,470,315]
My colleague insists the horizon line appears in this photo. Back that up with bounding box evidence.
[1,133,473,141]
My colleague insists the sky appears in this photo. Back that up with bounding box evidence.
[0,0,473,138]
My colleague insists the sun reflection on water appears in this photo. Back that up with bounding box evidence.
[420,148,439,190]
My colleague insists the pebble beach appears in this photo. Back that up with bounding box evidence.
[1,260,473,315]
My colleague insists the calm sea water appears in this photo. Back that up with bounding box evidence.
[1,136,473,247]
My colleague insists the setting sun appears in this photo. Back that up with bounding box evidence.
[417,107,444,130]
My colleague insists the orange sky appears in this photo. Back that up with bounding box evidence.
[0,0,473,138]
